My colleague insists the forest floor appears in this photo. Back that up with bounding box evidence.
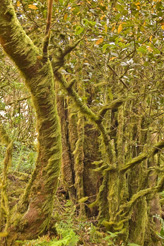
[18,188,113,246]
[6,172,164,246]
[6,172,113,246]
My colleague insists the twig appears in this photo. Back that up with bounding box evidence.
[107,64,129,89]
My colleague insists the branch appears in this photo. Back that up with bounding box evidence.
[7,96,31,106]
[120,153,147,174]
[45,0,53,36]
[151,140,164,155]
[116,187,153,218]
[116,175,164,220]
[120,140,164,174]
[51,39,82,71]
[55,71,98,122]
[62,39,82,57]
[107,64,129,89]
[97,98,125,123]
[43,0,53,60]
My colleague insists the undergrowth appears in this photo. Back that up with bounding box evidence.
[14,198,145,246]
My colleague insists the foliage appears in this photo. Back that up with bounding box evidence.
[17,228,79,246]
[49,226,79,246]
[12,142,36,172]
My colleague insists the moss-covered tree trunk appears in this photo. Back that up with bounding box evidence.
[56,94,76,201]
[0,0,61,244]
[145,134,161,246]
[74,80,85,216]
[83,124,101,217]
[127,109,148,245]
[0,121,13,236]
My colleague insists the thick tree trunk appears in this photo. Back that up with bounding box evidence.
[83,124,101,217]
[0,0,61,244]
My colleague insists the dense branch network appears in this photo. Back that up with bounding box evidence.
[54,67,164,229]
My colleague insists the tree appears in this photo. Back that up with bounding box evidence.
[0,0,61,244]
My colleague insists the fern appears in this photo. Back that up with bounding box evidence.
[49,228,79,246]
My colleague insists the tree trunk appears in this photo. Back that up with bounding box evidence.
[0,1,61,244]
[56,94,76,201]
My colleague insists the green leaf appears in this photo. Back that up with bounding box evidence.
[75,26,84,35]
[82,18,96,26]
[102,44,110,53]
[137,46,147,54]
